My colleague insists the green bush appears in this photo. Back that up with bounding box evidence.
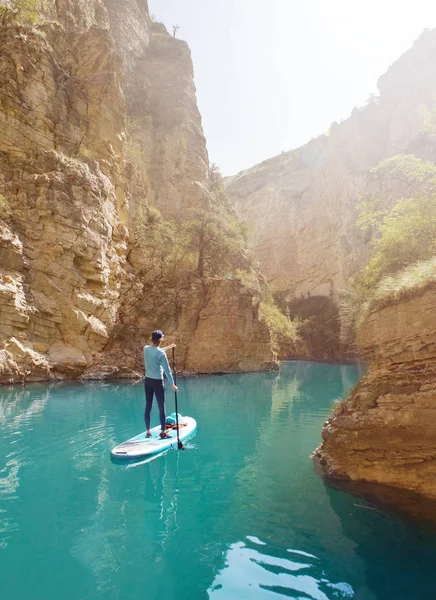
[133,192,253,284]
[180,204,251,278]
[342,105,436,333]
[418,104,436,136]
[342,144,436,336]
[260,298,300,356]
[357,154,436,289]
[0,0,44,26]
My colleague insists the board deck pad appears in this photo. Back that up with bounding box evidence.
[111,416,197,460]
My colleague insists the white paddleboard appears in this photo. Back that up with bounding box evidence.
[111,416,197,460]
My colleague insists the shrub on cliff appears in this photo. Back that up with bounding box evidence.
[357,154,436,289]
[342,150,436,336]
[260,298,300,356]
[181,205,250,278]
[132,164,251,281]
[130,182,255,329]
[0,0,44,26]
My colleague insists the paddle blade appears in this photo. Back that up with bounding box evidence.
[178,440,184,450]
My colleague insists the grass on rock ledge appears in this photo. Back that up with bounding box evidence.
[362,256,436,317]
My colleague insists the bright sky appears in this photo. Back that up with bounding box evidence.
[148,0,436,175]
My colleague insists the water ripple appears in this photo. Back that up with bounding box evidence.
[209,536,354,599]
[0,459,20,497]
[0,457,21,549]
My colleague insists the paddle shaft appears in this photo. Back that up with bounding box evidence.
[172,347,184,450]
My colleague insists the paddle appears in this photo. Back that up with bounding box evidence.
[172,347,184,450]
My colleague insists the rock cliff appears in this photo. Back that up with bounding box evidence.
[316,285,436,499]
[0,0,276,383]
[105,0,209,218]
[225,29,436,300]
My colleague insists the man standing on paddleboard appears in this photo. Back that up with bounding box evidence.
[143,330,178,439]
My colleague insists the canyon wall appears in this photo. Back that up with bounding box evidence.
[0,0,276,383]
[225,29,436,300]
[316,285,436,499]
[104,0,209,218]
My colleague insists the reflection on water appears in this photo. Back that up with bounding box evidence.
[209,536,354,599]
[0,385,52,549]
[1,363,436,600]
[0,457,20,549]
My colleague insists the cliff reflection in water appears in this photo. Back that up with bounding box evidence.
[325,484,436,599]
[0,384,51,550]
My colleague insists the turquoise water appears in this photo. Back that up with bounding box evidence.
[1,361,436,600]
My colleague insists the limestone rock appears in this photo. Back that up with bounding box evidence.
[184,279,277,373]
[316,286,436,500]
[87,277,277,379]
[105,2,209,219]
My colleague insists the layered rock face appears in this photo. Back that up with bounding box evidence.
[86,278,275,379]
[184,279,275,373]
[226,29,436,300]
[0,0,276,383]
[0,2,128,382]
[316,287,436,499]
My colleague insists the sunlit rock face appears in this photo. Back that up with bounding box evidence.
[316,287,436,500]
[0,0,276,383]
[225,29,436,300]
[104,0,209,218]
[0,0,128,382]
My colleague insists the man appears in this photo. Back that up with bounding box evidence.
[143,330,178,439]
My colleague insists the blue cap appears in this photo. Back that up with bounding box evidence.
[151,330,164,340]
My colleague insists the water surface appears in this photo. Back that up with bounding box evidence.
[1,362,435,600]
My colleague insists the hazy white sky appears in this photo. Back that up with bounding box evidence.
[148,0,436,175]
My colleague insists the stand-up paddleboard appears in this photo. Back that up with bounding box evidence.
[111,416,197,461]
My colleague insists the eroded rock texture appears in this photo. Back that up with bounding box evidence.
[0,0,276,382]
[316,287,436,499]
[0,2,127,382]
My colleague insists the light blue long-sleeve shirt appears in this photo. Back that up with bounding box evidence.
[143,345,174,385]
